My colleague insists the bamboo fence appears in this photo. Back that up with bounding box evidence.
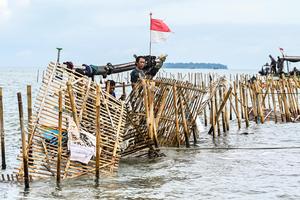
[15,62,127,180]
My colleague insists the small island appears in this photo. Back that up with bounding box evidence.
[163,62,228,69]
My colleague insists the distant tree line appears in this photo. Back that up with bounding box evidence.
[163,62,228,69]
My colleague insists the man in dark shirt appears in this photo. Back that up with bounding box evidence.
[277,56,284,74]
[269,55,277,74]
[130,56,146,88]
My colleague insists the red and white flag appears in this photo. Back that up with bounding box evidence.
[279,47,284,53]
[150,18,171,43]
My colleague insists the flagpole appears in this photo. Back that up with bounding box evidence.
[149,12,152,56]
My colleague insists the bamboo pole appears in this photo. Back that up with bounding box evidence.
[266,81,271,122]
[281,84,291,122]
[219,87,226,132]
[224,87,230,131]
[250,84,258,123]
[276,82,285,122]
[106,80,110,93]
[179,95,190,148]
[204,105,208,127]
[172,85,180,147]
[270,81,278,123]
[202,81,208,126]
[148,82,159,148]
[234,81,241,129]
[293,81,300,115]
[208,87,232,135]
[211,91,216,137]
[239,82,244,119]
[17,93,29,189]
[229,75,233,120]
[121,82,126,100]
[0,87,6,169]
[27,85,32,142]
[287,79,297,117]
[141,80,155,143]
[215,90,221,135]
[242,85,249,128]
[255,82,265,123]
[95,85,101,180]
[67,81,79,127]
[155,88,169,128]
[56,91,62,186]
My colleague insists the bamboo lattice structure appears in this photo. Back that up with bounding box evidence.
[15,62,127,180]
[122,77,224,157]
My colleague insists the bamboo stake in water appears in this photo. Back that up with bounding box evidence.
[56,91,63,186]
[0,88,6,170]
[234,81,241,129]
[219,87,226,133]
[215,90,221,135]
[257,84,265,123]
[142,80,154,144]
[17,93,29,189]
[270,81,278,123]
[224,87,230,131]
[208,87,233,135]
[229,74,233,120]
[27,85,32,142]
[250,84,258,123]
[148,82,159,148]
[95,85,101,180]
[202,81,208,126]
[281,79,291,122]
[204,105,208,127]
[276,82,285,122]
[242,85,249,128]
[172,85,180,147]
[179,95,190,148]
[239,81,244,119]
[211,92,216,137]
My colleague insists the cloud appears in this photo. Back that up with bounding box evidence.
[0,0,11,23]
[0,0,31,25]
[152,0,300,25]
[16,49,33,57]
[1,0,300,68]
[15,0,31,7]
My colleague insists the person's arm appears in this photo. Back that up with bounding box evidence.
[130,70,138,89]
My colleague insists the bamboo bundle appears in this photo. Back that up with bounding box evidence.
[15,62,127,180]
[236,75,300,123]
[122,77,223,156]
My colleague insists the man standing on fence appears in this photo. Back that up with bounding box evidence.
[130,56,146,88]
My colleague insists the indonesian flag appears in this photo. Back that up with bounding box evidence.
[150,18,171,43]
[279,47,284,53]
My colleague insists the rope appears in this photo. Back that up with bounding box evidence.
[257,92,299,95]
[196,147,300,150]
[161,146,300,150]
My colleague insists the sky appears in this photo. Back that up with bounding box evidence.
[0,0,300,69]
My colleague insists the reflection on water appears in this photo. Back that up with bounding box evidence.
[0,68,300,199]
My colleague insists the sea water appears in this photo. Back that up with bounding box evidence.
[0,66,299,200]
